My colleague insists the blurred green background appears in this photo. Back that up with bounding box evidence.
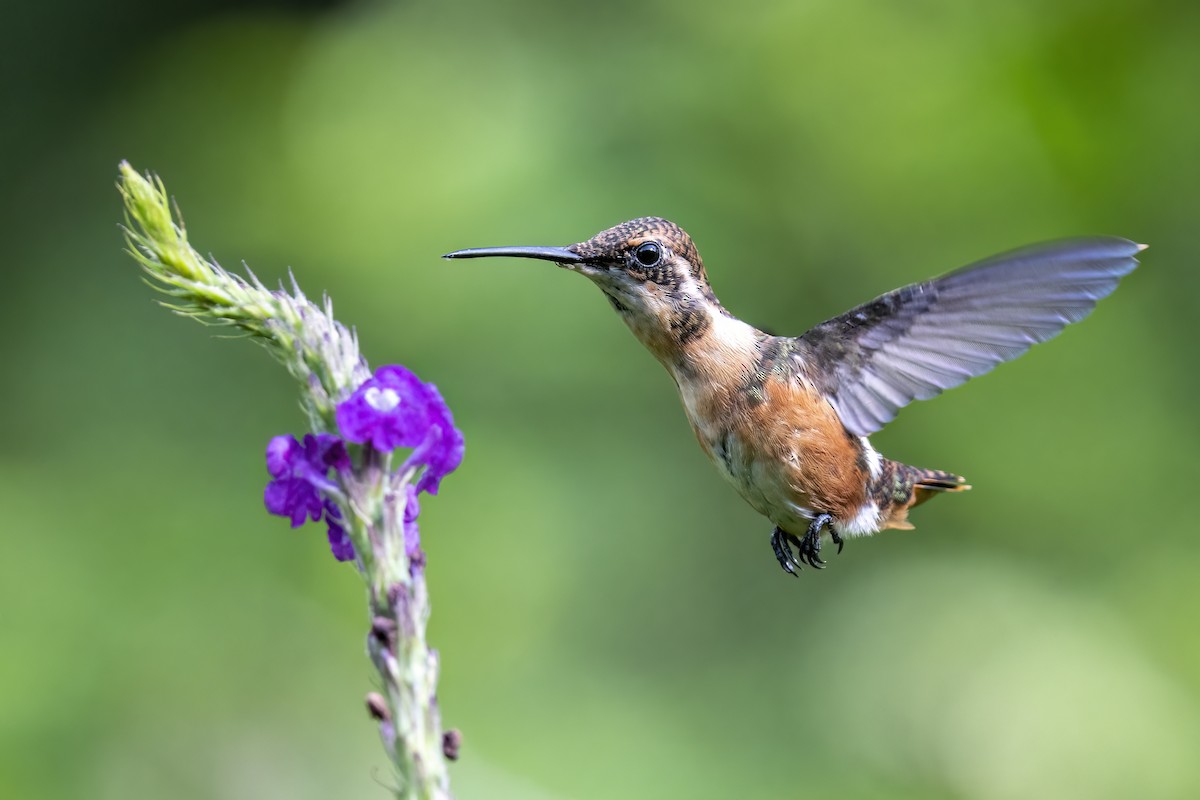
[4,0,1199,798]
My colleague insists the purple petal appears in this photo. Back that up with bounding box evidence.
[418,384,464,493]
[336,365,441,453]
[294,463,338,494]
[422,430,465,495]
[403,521,421,561]
[304,433,351,473]
[406,416,465,496]
[336,388,415,451]
[375,364,425,394]
[265,477,323,528]
[266,435,300,477]
[263,478,292,517]
[323,501,355,562]
[403,484,421,525]
[402,484,423,568]
[326,519,356,562]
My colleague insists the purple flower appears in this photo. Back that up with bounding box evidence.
[264,364,461,566]
[336,365,464,494]
[264,433,353,561]
[325,500,355,562]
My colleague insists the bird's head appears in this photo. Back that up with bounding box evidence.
[445,217,727,354]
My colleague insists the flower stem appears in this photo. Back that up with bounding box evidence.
[119,162,453,799]
[364,472,451,800]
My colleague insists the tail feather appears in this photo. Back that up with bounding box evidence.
[909,466,971,508]
[876,461,970,530]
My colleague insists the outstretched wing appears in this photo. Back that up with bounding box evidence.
[796,237,1143,437]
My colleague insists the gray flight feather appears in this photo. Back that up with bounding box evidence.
[795,237,1143,437]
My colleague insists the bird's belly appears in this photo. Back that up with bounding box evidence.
[682,387,872,537]
[701,426,818,531]
[676,367,869,534]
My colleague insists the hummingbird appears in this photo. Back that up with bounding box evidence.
[445,218,1142,576]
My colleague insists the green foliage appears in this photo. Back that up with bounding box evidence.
[3,1,1199,799]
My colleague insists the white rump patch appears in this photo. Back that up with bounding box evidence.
[836,502,881,538]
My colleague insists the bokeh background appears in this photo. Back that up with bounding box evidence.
[4,0,1200,798]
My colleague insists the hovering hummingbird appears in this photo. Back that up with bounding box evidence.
[445,219,1142,575]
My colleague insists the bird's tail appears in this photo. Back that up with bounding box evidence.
[907,465,971,508]
[877,461,971,530]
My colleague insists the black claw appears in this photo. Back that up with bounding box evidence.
[792,529,824,568]
[771,527,801,576]
[781,531,817,569]
[831,528,845,555]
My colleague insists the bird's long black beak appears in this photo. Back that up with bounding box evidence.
[442,245,583,264]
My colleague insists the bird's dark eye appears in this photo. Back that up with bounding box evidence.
[634,241,662,267]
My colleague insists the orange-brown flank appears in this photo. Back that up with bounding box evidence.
[732,376,867,523]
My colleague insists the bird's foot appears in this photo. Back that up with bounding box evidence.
[796,513,834,569]
[771,514,840,575]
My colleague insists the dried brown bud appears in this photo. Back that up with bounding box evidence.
[370,615,398,650]
[442,728,463,761]
[365,692,391,722]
